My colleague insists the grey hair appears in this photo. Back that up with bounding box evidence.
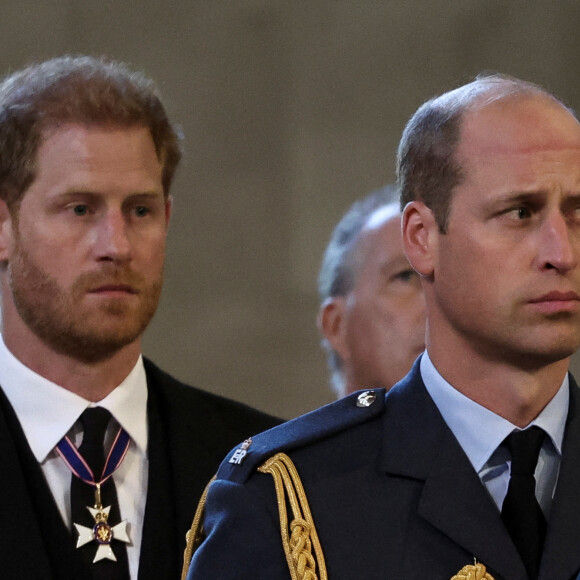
[318,184,400,396]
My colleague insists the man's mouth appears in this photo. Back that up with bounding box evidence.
[529,291,580,303]
[89,284,138,295]
[528,291,580,313]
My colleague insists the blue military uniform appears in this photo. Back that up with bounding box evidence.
[185,359,580,580]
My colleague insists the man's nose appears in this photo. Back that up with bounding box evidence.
[94,210,132,262]
[537,212,578,273]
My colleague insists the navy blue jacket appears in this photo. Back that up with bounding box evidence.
[187,359,580,580]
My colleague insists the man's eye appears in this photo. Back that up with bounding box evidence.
[73,205,88,216]
[509,207,531,219]
[134,206,150,217]
[394,269,417,283]
[517,207,531,219]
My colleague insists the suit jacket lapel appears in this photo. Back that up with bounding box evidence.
[0,388,53,577]
[380,365,526,580]
[0,386,89,579]
[138,360,228,580]
[416,432,525,579]
[539,375,580,580]
[138,357,281,580]
[138,377,178,580]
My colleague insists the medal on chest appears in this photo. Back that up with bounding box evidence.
[73,482,131,562]
[57,424,132,563]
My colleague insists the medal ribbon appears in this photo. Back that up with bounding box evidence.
[56,421,131,487]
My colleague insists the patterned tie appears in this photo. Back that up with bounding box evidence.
[501,426,547,580]
[70,408,130,579]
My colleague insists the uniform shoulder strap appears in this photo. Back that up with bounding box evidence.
[181,453,327,580]
[258,453,327,580]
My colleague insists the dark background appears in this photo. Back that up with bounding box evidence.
[3,2,580,419]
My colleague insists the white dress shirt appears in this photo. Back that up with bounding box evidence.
[0,335,148,580]
[420,351,567,518]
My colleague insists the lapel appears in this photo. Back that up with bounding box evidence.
[138,359,243,580]
[539,374,580,580]
[0,387,53,577]
[138,379,177,580]
[379,364,527,580]
[0,387,89,579]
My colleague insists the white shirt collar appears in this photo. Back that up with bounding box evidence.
[420,351,568,473]
[0,335,148,462]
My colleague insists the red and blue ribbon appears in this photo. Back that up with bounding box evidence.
[56,421,131,487]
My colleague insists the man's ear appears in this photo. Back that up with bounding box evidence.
[402,201,438,277]
[317,297,350,362]
[0,200,14,262]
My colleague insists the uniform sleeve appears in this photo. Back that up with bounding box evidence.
[185,477,290,579]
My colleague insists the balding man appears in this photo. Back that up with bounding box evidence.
[186,73,580,580]
[317,185,425,397]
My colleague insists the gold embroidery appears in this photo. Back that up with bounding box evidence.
[259,453,327,580]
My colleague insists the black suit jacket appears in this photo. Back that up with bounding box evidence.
[0,358,281,580]
[187,359,580,580]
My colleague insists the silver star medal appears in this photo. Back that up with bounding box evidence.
[74,484,130,563]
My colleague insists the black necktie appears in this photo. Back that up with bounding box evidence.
[501,426,547,579]
[70,407,130,579]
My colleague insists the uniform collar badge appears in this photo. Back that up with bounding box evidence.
[229,438,253,465]
[356,390,377,407]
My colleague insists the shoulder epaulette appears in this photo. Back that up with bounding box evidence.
[216,388,386,484]
[182,389,386,580]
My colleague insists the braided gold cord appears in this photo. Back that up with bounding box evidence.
[450,563,494,580]
[290,518,316,577]
[259,453,328,580]
[180,475,216,580]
